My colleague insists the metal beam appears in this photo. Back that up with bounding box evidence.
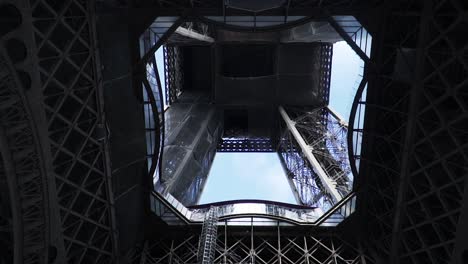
[326,106,348,127]
[389,3,432,263]
[327,16,370,63]
[174,26,214,42]
[279,106,342,202]
[139,18,184,67]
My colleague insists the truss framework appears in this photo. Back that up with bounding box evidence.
[0,43,47,264]
[356,1,468,263]
[278,107,352,209]
[128,226,374,264]
[198,207,219,263]
[25,0,119,262]
[318,44,333,104]
[164,46,184,106]
[168,21,215,45]
[217,138,276,152]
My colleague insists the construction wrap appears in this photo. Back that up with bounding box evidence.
[160,92,223,206]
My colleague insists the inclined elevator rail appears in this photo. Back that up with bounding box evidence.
[198,206,219,264]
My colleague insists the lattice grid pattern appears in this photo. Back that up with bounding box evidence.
[164,46,184,105]
[128,229,374,264]
[0,48,47,264]
[217,138,275,152]
[279,125,333,209]
[28,0,117,262]
[359,1,468,263]
[278,107,352,208]
[198,207,219,263]
[319,44,333,105]
[397,1,468,263]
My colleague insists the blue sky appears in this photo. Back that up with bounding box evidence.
[198,153,297,204]
[329,41,364,121]
[198,41,362,205]
[155,41,362,205]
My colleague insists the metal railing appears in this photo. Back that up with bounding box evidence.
[150,190,357,226]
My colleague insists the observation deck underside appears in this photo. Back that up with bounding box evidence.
[1,0,467,263]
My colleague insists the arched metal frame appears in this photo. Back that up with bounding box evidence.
[139,12,371,225]
[149,189,356,226]
[5,0,121,262]
[347,77,368,183]
[139,25,171,183]
[142,78,162,180]
[0,39,49,263]
[197,15,313,32]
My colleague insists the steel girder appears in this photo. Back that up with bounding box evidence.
[127,0,381,19]
[4,0,121,262]
[278,107,352,209]
[355,0,468,263]
[198,207,219,264]
[140,28,165,182]
[164,46,184,106]
[0,45,48,264]
[217,138,276,152]
[168,21,215,46]
[127,226,374,264]
[318,44,333,105]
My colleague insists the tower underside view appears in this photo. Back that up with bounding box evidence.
[0,0,468,264]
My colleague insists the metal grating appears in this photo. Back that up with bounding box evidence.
[358,1,468,263]
[164,45,184,106]
[28,0,118,262]
[217,138,275,152]
[319,44,333,105]
[128,228,374,264]
[278,107,352,208]
[396,1,468,263]
[0,46,47,263]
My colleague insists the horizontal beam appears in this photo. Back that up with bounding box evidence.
[279,106,342,202]
[175,26,214,42]
[327,17,370,62]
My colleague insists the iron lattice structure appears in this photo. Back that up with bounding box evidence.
[0,0,119,262]
[166,21,214,46]
[318,44,333,104]
[278,107,352,208]
[354,1,468,263]
[0,44,48,263]
[217,138,276,152]
[1,0,468,263]
[128,227,374,264]
[164,45,184,106]
[197,207,219,264]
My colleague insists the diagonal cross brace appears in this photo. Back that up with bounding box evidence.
[279,106,342,203]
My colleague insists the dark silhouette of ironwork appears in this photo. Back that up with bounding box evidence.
[1,0,467,263]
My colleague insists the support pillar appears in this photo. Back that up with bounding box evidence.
[278,106,342,202]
